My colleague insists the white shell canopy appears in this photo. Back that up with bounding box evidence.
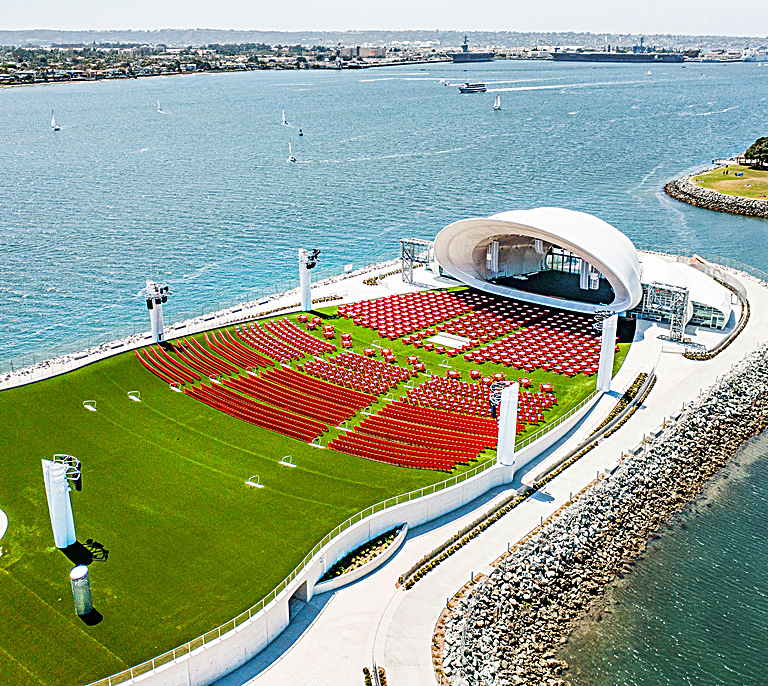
[433,207,644,314]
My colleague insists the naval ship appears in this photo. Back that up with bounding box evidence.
[447,36,495,63]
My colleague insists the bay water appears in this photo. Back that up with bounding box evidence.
[1,59,768,685]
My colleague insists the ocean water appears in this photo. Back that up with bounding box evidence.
[1,60,767,364]
[561,431,768,686]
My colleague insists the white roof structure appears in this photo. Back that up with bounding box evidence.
[639,252,732,323]
[433,208,644,314]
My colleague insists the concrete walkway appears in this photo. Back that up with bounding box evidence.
[213,270,768,686]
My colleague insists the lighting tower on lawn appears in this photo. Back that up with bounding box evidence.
[41,455,82,549]
[491,381,520,468]
[143,280,171,343]
[299,249,321,311]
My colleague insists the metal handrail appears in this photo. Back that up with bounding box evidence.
[515,388,600,450]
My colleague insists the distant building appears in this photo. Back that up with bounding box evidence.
[180,63,197,72]
[339,46,386,59]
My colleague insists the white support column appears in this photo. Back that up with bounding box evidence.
[496,382,519,467]
[596,313,619,392]
[41,460,76,549]
[149,300,165,343]
[299,249,312,311]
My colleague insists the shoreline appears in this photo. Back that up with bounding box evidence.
[439,342,768,685]
[664,166,768,219]
[0,58,451,91]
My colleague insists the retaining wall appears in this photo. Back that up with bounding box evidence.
[123,391,607,686]
[665,172,768,219]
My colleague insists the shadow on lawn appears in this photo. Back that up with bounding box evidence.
[60,539,110,566]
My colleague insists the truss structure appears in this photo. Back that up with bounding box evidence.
[400,238,434,285]
[642,281,690,342]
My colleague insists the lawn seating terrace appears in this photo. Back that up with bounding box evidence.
[263,317,337,355]
[235,322,307,363]
[172,337,238,377]
[224,373,359,425]
[337,290,476,339]
[330,399,499,471]
[301,351,413,395]
[402,301,548,355]
[464,311,606,376]
[261,366,377,409]
[185,383,326,441]
[404,376,557,429]
[205,330,274,369]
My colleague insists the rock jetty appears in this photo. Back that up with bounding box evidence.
[664,172,768,219]
[440,344,768,686]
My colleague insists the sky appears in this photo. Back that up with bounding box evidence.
[2,0,767,37]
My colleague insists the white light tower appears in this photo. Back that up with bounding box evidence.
[596,313,619,393]
[41,456,81,549]
[495,382,520,467]
[143,280,171,343]
[298,249,321,312]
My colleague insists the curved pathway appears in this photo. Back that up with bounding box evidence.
[213,271,768,686]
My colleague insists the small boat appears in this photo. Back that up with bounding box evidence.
[51,111,60,131]
[287,141,297,163]
[493,95,502,110]
[458,82,486,93]
[281,109,290,126]
[298,128,304,137]
[647,70,652,75]
[157,99,163,113]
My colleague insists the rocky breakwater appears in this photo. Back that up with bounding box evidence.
[665,172,768,218]
[440,344,768,686]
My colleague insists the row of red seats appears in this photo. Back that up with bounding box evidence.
[224,374,356,425]
[330,433,460,471]
[171,337,236,378]
[380,401,498,438]
[205,330,274,369]
[404,377,557,425]
[185,383,326,441]
[354,414,495,453]
[300,351,413,395]
[261,366,376,410]
[337,290,476,339]
[264,318,337,356]
[236,322,305,363]
[148,346,200,384]
[329,437,455,471]
[135,349,188,385]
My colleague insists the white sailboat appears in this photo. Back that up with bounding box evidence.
[51,110,60,131]
[156,99,163,113]
[493,95,502,111]
[287,141,297,163]
[647,70,652,75]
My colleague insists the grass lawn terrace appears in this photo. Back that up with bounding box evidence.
[0,290,629,686]
[693,164,768,200]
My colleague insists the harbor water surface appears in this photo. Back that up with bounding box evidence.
[2,59,768,685]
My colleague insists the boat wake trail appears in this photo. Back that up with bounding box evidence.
[300,146,471,164]
[677,105,740,117]
[486,79,647,94]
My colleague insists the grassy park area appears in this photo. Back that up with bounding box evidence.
[693,164,768,200]
[0,297,629,685]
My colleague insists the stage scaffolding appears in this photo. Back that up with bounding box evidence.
[400,238,434,285]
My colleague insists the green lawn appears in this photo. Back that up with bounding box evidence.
[693,164,768,200]
[0,296,628,686]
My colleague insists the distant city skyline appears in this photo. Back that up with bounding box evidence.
[3,0,766,38]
